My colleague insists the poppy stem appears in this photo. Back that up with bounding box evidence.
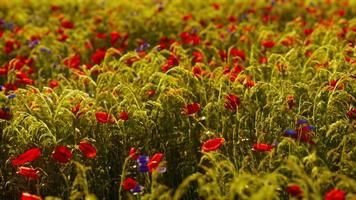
[118,157,130,200]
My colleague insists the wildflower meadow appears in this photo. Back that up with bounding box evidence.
[0,0,355,199]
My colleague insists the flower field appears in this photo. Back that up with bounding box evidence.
[0,0,355,199]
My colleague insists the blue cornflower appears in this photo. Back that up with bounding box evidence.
[297,119,308,125]
[28,39,40,48]
[137,155,149,173]
[40,47,52,54]
[7,94,16,99]
[307,125,315,131]
[190,28,199,34]
[135,42,150,52]
[4,22,14,31]
[138,165,149,173]
[284,129,297,136]
[137,155,149,164]
[130,184,143,193]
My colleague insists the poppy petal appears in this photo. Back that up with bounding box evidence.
[202,138,225,152]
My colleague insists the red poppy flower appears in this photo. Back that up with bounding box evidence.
[91,49,106,64]
[180,32,191,44]
[51,5,61,11]
[146,89,156,97]
[119,111,129,121]
[60,20,74,29]
[79,141,96,158]
[0,109,12,120]
[182,14,193,21]
[232,64,244,74]
[71,104,81,115]
[303,28,314,36]
[245,80,256,88]
[324,189,345,200]
[129,147,139,160]
[64,54,81,69]
[52,146,72,163]
[347,108,356,120]
[16,71,28,79]
[0,67,8,75]
[281,37,294,46]
[228,16,237,23]
[192,51,204,63]
[212,3,220,10]
[147,153,164,172]
[337,9,346,17]
[191,33,201,45]
[286,184,303,197]
[122,177,137,190]
[21,193,42,200]
[4,40,15,54]
[110,31,121,46]
[18,78,35,85]
[261,40,275,48]
[192,66,202,77]
[259,57,268,64]
[224,94,240,111]
[219,50,227,61]
[3,83,18,92]
[57,34,69,42]
[96,33,106,39]
[11,148,41,166]
[181,103,200,116]
[202,138,225,152]
[230,48,245,61]
[48,80,59,88]
[95,112,115,123]
[327,79,344,91]
[17,167,40,180]
[305,50,313,57]
[252,143,273,152]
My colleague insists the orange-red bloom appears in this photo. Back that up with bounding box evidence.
[91,49,106,64]
[17,167,40,180]
[0,109,12,120]
[324,189,345,200]
[48,80,59,88]
[224,94,240,111]
[181,103,200,116]
[230,48,245,61]
[95,112,115,123]
[252,143,273,152]
[347,108,356,120]
[21,193,42,200]
[79,141,97,158]
[52,146,72,163]
[202,138,225,152]
[64,54,81,69]
[147,153,164,172]
[122,177,137,190]
[129,147,139,160]
[286,184,303,198]
[11,148,41,166]
[261,40,275,48]
[119,111,129,121]
[60,20,74,29]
